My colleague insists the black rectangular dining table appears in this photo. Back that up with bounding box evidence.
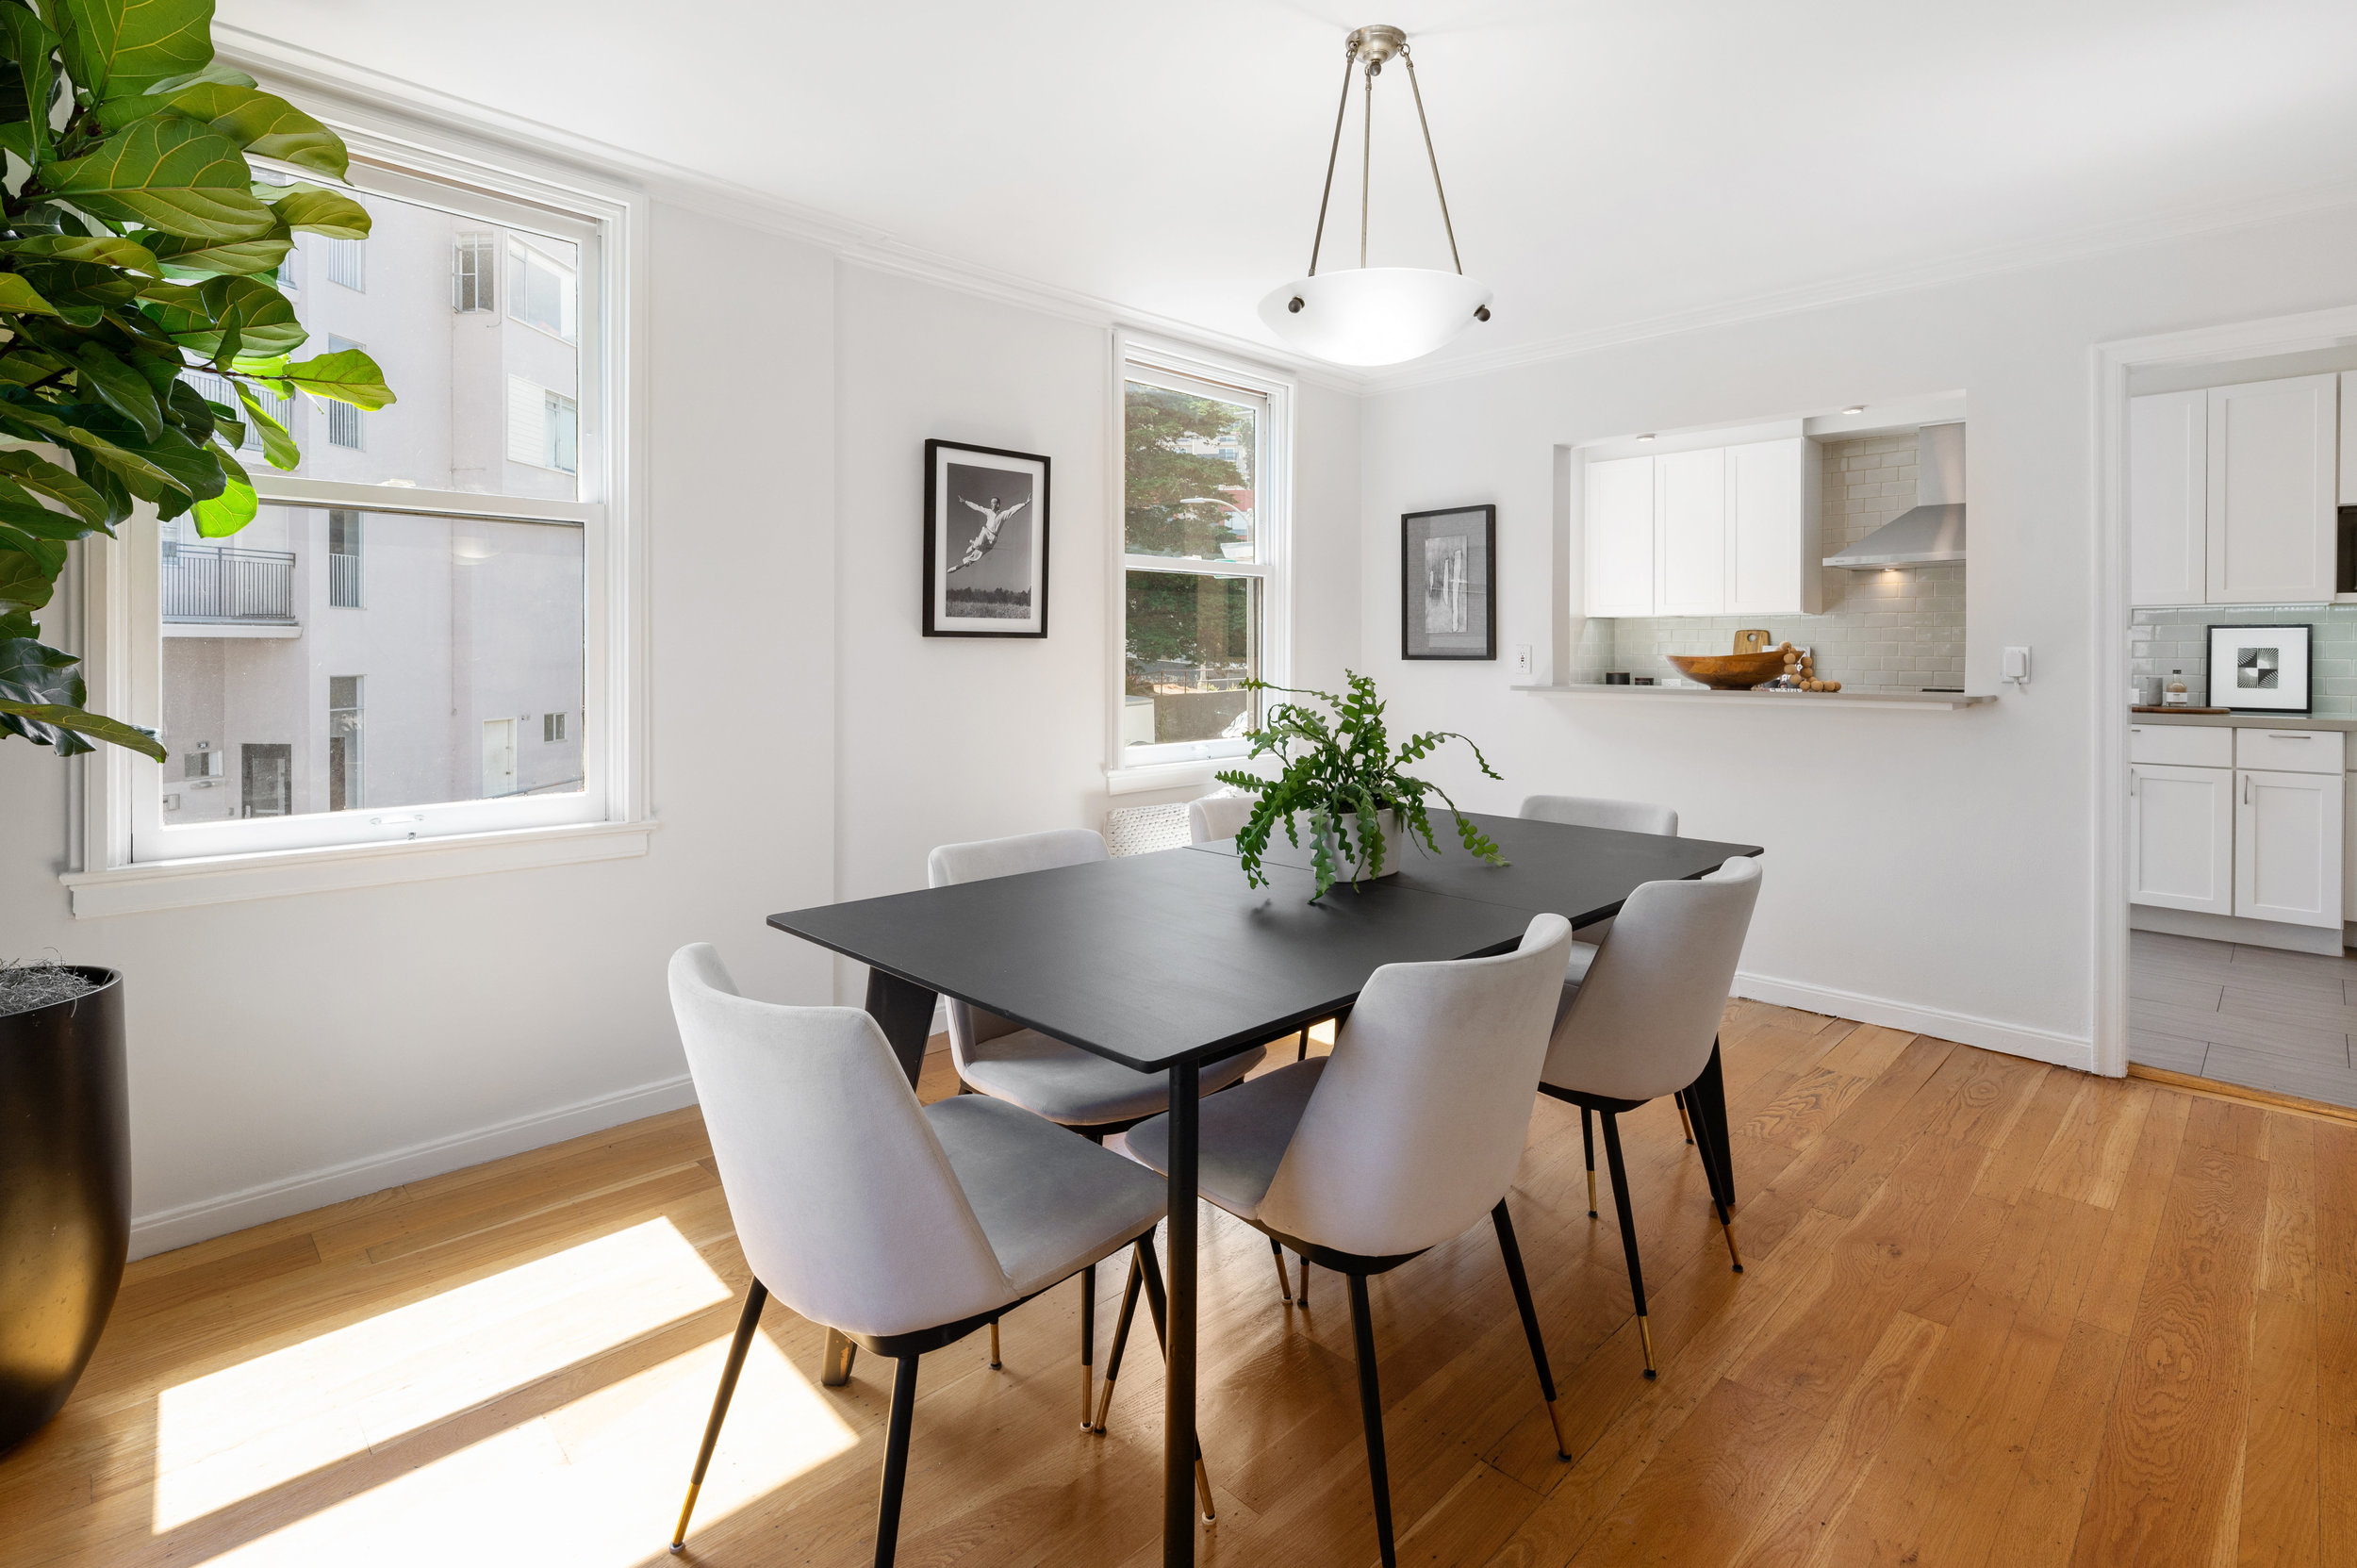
[768,811,1762,1566]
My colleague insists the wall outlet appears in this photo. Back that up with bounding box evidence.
[2003,646,2031,686]
[1511,643,1533,677]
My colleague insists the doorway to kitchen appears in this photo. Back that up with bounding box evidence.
[2104,305,2357,1112]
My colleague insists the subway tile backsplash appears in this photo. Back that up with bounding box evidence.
[2133,604,2357,716]
[1586,435,1968,691]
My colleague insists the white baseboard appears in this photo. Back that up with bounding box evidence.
[1734,970,2094,1073]
[2128,903,2346,957]
[128,1072,699,1260]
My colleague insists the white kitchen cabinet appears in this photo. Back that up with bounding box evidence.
[2345,767,2356,922]
[2130,763,2233,916]
[1584,454,1655,617]
[1728,437,1822,616]
[2342,371,2356,505]
[2234,766,2344,929]
[1655,448,1728,615]
[2129,389,2206,606]
[2205,373,2338,604]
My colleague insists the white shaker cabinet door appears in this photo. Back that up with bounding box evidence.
[2128,389,2205,606]
[2346,769,2357,922]
[2130,764,2233,915]
[2205,373,2338,604]
[2234,767,2344,930]
[1584,454,1655,617]
[1654,446,1728,615]
[1727,437,1821,616]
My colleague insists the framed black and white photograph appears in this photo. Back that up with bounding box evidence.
[1401,505,1496,660]
[923,439,1051,637]
[2208,623,2313,713]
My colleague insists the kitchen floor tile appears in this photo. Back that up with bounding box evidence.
[2217,983,2357,1033]
[2200,1043,2357,1111]
[2128,970,2225,1011]
[2125,1029,2210,1076]
[2128,998,2349,1066]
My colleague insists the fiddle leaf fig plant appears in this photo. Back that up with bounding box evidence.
[0,0,394,760]
[1214,669,1506,901]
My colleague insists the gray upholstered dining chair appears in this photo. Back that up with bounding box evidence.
[1185,788,1256,845]
[1124,913,1577,1568]
[1537,856,1760,1380]
[930,829,1267,1135]
[664,945,1193,1567]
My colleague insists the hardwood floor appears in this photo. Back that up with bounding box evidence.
[5,1000,2349,1567]
[2131,929,2357,1110]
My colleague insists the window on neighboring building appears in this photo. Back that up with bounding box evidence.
[508,238,576,341]
[452,231,496,312]
[130,154,606,870]
[325,237,364,290]
[506,376,578,473]
[328,510,363,607]
[1117,350,1288,771]
[327,676,364,811]
[179,370,292,457]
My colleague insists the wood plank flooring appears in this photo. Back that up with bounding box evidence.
[3,1000,2349,1567]
[2130,930,2357,1109]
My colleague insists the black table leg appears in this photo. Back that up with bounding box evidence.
[863,969,938,1091]
[1163,1059,1199,1566]
[1689,1038,1737,1209]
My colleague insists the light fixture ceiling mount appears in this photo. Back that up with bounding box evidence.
[1259,24,1492,368]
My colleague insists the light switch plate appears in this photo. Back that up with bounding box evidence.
[1511,644,1533,677]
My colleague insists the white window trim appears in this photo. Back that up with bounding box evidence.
[1105,335,1294,794]
[60,60,653,916]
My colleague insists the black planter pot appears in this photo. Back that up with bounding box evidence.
[0,967,127,1457]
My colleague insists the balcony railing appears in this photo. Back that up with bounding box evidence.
[162,544,296,624]
[329,552,362,607]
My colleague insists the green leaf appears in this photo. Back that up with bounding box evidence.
[0,233,164,275]
[0,353,68,388]
[72,341,162,437]
[0,273,61,317]
[232,379,295,469]
[0,522,67,573]
[0,449,111,524]
[190,470,251,536]
[0,698,163,757]
[281,347,393,410]
[56,0,216,102]
[140,273,305,357]
[17,258,146,311]
[162,374,216,439]
[0,6,59,164]
[266,182,370,239]
[136,220,289,277]
[141,61,252,95]
[0,545,55,611]
[60,418,222,504]
[41,115,275,239]
[103,82,346,177]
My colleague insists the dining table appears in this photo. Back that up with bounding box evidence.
[768,809,1763,1566]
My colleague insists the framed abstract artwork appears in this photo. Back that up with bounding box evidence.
[923,439,1051,637]
[1401,504,1495,660]
[2206,622,2312,713]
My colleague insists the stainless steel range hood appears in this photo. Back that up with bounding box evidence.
[1823,421,1966,569]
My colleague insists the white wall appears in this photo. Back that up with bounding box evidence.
[1356,203,2357,1066]
[0,206,1360,1255]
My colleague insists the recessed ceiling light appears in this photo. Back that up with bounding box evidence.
[1842,405,1867,415]
[1635,434,1656,443]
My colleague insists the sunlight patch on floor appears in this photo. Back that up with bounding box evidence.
[186,1330,857,1566]
[156,1217,731,1530]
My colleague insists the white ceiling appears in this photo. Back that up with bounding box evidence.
[223,1,2357,377]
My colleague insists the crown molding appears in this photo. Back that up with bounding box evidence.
[213,25,1370,395]
[1361,174,2357,395]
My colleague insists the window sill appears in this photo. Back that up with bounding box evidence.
[60,818,657,917]
[1105,758,1236,797]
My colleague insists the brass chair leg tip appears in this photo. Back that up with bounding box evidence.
[1641,1367,1658,1380]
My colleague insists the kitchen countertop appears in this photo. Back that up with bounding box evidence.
[2129,711,2357,732]
[1515,684,1995,709]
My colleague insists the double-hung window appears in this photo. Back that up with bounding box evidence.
[69,118,640,910]
[1113,345,1290,783]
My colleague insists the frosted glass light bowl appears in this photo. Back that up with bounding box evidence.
[1258,269,1492,367]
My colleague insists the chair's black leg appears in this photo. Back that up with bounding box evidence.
[1598,1113,1656,1379]
[1345,1272,1397,1568]
[1580,1105,1597,1217]
[670,1279,766,1551]
[1298,1256,1310,1308]
[872,1354,920,1568]
[1672,1089,1694,1145]
[1136,1236,1216,1523]
[1079,1262,1096,1428]
[1690,1038,1737,1210]
[1491,1200,1569,1461]
[1093,1250,1146,1432]
[1296,1029,1309,1063]
[1269,1236,1294,1303]
[1681,1090,1744,1273]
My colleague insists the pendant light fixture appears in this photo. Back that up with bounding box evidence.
[1259,25,1492,368]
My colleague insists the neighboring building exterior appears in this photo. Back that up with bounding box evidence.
[160,186,586,824]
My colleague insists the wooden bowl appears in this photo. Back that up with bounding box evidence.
[1666,651,1789,690]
